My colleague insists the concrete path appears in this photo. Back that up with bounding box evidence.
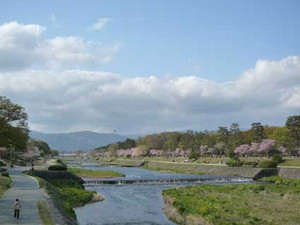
[0,169,43,225]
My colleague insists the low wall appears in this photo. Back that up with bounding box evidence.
[278,168,300,179]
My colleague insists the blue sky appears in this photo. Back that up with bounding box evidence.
[1,0,300,81]
[0,0,300,134]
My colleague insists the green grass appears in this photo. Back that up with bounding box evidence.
[0,176,12,197]
[278,158,300,167]
[47,179,95,207]
[163,178,300,225]
[68,168,125,178]
[32,176,46,188]
[37,201,54,225]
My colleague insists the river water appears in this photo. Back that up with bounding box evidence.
[74,164,253,225]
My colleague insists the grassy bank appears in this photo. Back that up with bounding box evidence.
[145,157,300,167]
[163,177,300,225]
[68,168,125,178]
[30,171,104,224]
[41,178,103,224]
[0,176,11,197]
[145,161,261,177]
[38,200,54,225]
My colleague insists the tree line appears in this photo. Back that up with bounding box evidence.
[96,117,300,158]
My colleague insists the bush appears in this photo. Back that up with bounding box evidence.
[0,161,6,167]
[226,159,243,167]
[48,165,67,171]
[56,159,66,166]
[272,154,284,163]
[258,160,278,168]
[1,172,9,177]
[0,168,7,172]
[242,161,258,167]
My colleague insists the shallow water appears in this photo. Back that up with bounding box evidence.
[74,165,253,225]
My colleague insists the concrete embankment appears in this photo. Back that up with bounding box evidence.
[146,161,300,179]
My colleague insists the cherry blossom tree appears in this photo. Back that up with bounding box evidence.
[234,144,251,156]
[258,139,276,155]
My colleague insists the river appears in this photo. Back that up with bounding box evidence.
[74,164,253,225]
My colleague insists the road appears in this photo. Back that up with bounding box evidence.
[0,169,43,225]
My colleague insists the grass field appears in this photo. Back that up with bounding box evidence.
[68,168,125,178]
[163,177,300,225]
[0,176,11,197]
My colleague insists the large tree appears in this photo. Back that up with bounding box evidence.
[0,96,29,152]
[250,122,265,142]
[286,115,300,147]
[228,123,243,149]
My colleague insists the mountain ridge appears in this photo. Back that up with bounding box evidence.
[30,131,128,152]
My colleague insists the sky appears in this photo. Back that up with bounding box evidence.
[0,0,300,134]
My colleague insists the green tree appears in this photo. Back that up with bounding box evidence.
[250,122,265,142]
[228,123,243,150]
[107,143,119,157]
[286,115,300,147]
[0,96,29,154]
[32,140,51,156]
[217,126,229,145]
[119,138,136,149]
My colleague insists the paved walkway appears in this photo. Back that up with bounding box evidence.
[0,169,43,225]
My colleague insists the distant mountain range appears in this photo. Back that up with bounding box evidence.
[30,131,131,152]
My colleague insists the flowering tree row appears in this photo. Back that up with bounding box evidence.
[234,139,284,156]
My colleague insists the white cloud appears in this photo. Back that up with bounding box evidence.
[0,56,299,134]
[0,22,119,71]
[89,17,112,31]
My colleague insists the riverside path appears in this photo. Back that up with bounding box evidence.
[0,169,43,225]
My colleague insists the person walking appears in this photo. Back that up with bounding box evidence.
[13,199,21,219]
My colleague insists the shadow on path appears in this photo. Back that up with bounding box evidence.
[0,169,43,225]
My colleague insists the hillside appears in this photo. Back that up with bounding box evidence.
[30,131,127,152]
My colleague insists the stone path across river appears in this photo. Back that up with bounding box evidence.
[0,169,43,225]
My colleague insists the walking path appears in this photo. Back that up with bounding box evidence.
[0,169,43,225]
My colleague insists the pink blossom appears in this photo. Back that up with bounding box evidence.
[258,139,276,153]
[234,144,251,155]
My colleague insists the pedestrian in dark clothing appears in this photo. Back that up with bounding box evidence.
[13,199,21,219]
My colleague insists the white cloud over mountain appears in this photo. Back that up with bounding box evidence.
[0,22,119,71]
[0,53,299,134]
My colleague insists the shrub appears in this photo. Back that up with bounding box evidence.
[48,165,67,171]
[1,172,9,177]
[258,160,278,168]
[56,159,66,166]
[0,168,7,172]
[242,161,258,167]
[226,159,243,167]
[272,154,284,163]
[0,161,6,167]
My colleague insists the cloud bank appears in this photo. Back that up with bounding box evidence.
[1,56,300,134]
[0,22,299,134]
[0,22,119,71]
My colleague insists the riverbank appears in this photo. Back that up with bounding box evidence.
[144,161,300,179]
[163,176,300,225]
[31,170,105,225]
[0,176,11,197]
[145,161,260,177]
